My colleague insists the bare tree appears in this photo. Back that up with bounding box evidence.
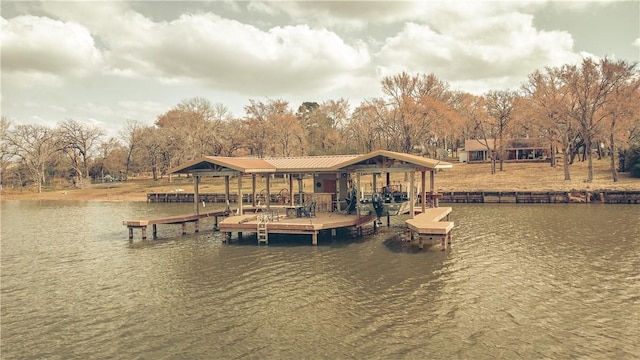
[603,70,640,181]
[0,116,12,190]
[484,90,519,172]
[94,137,122,181]
[56,119,104,187]
[381,72,457,154]
[119,120,144,180]
[562,57,636,182]
[522,67,577,180]
[4,124,57,193]
[347,99,386,153]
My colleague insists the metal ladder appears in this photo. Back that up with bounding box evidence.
[257,215,268,245]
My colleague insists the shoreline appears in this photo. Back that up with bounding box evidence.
[2,161,638,203]
[3,189,639,204]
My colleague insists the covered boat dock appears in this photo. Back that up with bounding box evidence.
[124,150,454,246]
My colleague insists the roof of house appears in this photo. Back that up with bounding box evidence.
[168,150,452,175]
[464,138,548,151]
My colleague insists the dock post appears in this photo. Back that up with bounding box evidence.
[387,212,390,227]
[153,224,157,239]
[312,232,318,246]
[213,216,219,231]
[128,227,133,241]
[441,236,446,251]
[223,232,230,243]
[181,223,187,235]
[141,226,147,240]
[195,220,199,233]
[331,228,336,239]
[238,232,243,241]
[373,220,378,233]
[419,236,423,250]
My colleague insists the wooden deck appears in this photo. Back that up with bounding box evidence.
[405,207,454,250]
[123,210,231,240]
[218,212,378,245]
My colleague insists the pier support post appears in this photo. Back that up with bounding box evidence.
[141,226,147,240]
[419,236,423,250]
[195,220,199,233]
[312,232,318,246]
[128,227,133,241]
[213,216,219,231]
[153,224,157,239]
[223,232,231,243]
[331,228,336,239]
[182,223,187,235]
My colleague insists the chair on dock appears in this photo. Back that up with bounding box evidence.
[301,201,316,218]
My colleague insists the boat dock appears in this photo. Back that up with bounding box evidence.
[218,211,377,245]
[124,150,456,246]
[405,207,454,250]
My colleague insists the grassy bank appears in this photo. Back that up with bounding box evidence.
[2,159,638,202]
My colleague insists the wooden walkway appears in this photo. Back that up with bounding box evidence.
[218,212,378,245]
[123,210,231,240]
[405,207,454,250]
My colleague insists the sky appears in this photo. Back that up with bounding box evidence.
[2,0,639,138]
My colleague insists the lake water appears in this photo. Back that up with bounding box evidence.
[1,201,638,359]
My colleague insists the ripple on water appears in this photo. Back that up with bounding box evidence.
[1,202,639,359]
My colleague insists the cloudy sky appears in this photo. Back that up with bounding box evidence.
[2,1,639,138]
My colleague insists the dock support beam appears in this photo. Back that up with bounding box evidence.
[237,174,243,216]
[194,175,200,215]
[421,171,426,213]
[153,224,157,238]
[312,232,318,246]
[409,171,415,219]
[430,170,436,208]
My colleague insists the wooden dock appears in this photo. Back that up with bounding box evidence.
[405,207,454,250]
[123,210,232,240]
[218,212,378,245]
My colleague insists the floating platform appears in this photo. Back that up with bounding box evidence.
[405,207,454,250]
[218,212,378,245]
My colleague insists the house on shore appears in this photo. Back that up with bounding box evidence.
[458,138,556,163]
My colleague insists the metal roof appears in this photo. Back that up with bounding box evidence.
[334,150,453,170]
[168,156,275,174]
[264,155,360,172]
[168,150,452,175]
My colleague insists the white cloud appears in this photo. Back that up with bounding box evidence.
[0,15,101,79]
[102,13,371,96]
[377,11,582,93]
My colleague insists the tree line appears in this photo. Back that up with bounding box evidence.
[2,57,639,193]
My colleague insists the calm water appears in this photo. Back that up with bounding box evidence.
[1,201,638,359]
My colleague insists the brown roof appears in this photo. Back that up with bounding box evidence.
[464,139,494,151]
[264,155,360,172]
[169,150,452,175]
[334,150,452,170]
[464,138,549,151]
[168,156,275,174]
